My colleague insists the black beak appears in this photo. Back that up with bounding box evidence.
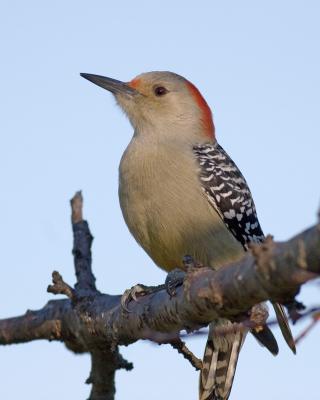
[80,73,138,96]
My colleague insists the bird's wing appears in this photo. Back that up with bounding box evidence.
[193,142,296,355]
[193,142,264,249]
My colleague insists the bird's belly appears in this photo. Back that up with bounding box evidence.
[119,158,244,271]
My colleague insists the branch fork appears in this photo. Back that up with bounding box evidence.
[0,192,319,400]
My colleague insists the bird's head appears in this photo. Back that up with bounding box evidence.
[81,71,215,144]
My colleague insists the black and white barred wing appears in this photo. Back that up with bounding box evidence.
[194,143,297,355]
[193,143,264,249]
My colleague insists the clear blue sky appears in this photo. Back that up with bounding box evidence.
[0,1,319,399]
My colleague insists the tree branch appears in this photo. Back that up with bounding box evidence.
[71,191,97,294]
[86,349,133,400]
[170,339,203,370]
[0,192,319,399]
[47,271,75,300]
[0,300,68,344]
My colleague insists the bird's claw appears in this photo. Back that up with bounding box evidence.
[121,283,166,312]
[121,256,202,309]
[121,283,149,312]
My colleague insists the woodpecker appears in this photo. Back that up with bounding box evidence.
[81,71,295,400]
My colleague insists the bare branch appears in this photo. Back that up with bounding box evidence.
[71,190,84,224]
[47,271,75,300]
[71,191,97,293]
[170,339,203,370]
[0,192,319,399]
[294,311,320,345]
[86,349,133,400]
[0,300,70,344]
[1,223,318,348]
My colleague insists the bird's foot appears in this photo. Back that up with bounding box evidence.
[121,283,165,312]
[165,255,202,297]
[165,269,186,297]
[121,256,204,310]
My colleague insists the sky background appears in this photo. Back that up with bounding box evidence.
[0,1,319,399]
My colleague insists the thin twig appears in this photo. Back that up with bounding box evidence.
[295,311,320,345]
[71,190,83,224]
[70,191,97,292]
[170,339,203,371]
[47,271,75,300]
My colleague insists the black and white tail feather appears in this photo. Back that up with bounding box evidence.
[200,321,245,400]
[194,142,296,400]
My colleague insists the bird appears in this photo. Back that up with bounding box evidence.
[80,71,295,400]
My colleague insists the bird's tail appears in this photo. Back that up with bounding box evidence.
[272,302,296,354]
[199,320,246,400]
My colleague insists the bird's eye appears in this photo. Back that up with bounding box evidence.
[154,86,168,96]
